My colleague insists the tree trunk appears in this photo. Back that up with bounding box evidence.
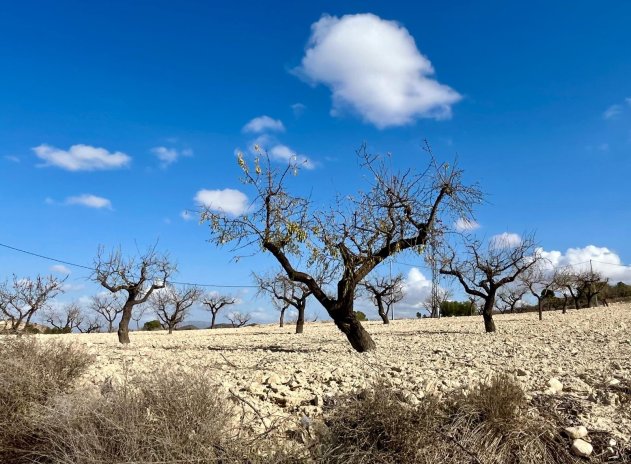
[562,295,567,314]
[538,299,543,321]
[376,298,389,324]
[117,301,134,344]
[168,326,173,335]
[210,312,217,329]
[332,307,375,352]
[279,307,285,328]
[573,297,580,309]
[482,297,496,333]
[296,303,305,334]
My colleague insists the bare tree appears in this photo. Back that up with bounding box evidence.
[42,301,84,333]
[151,285,202,334]
[496,283,528,313]
[131,305,147,330]
[90,293,123,333]
[203,143,480,352]
[92,245,176,344]
[202,294,236,329]
[440,234,541,332]
[255,272,313,333]
[555,269,583,310]
[77,313,102,333]
[0,274,65,333]
[422,287,452,318]
[521,266,557,321]
[362,274,404,324]
[227,311,251,328]
[576,270,608,308]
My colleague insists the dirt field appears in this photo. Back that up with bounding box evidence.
[42,303,631,442]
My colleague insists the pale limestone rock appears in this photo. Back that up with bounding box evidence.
[571,439,593,458]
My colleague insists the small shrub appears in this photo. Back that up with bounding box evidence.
[354,311,367,321]
[0,337,94,460]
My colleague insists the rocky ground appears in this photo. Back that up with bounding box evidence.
[41,303,631,445]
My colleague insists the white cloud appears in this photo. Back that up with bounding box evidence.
[50,264,71,275]
[386,267,433,318]
[4,155,19,163]
[242,116,285,134]
[603,104,622,120]
[454,218,480,232]
[539,245,631,283]
[295,13,461,128]
[33,144,131,171]
[65,194,112,209]
[269,144,316,170]
[490,232,522,249]
[194,188,249,216]
[151,146,193,167]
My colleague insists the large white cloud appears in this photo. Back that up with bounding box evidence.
[387,267,433,318]
[295,14,461,128]
[65,194,112,209]
[242,116,285,134]
[540,245,631,283]
[194,188,249,216]
[33,144,131,171]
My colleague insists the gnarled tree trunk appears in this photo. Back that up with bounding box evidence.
[210,312,217,329]
[279,307,286,328]
[118,300,134,344]
[331,302,375,351]
[482,297,496,333]
[296,303,305,334]
[376,298,389,324]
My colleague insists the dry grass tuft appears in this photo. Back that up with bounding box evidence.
[312,375,582,464]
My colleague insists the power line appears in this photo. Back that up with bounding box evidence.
[0,241,258,289]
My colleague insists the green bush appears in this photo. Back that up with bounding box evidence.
[143,319,162,331]
[440,300,475,317]
[354,311,367,321]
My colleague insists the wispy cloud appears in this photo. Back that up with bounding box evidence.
[603,104,622,120]
[294,13,460,128]
[490,232,522,249]
[65,194,113,209]
[33,144,131,171]
[242,116,285,134]
[269,144,316,170]
[291,103,306,117]
[4,155,20,163]
[454,218,480,232]
[151,146,193,168]
[50,264,71,275]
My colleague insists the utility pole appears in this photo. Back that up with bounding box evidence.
[590,260,599,306]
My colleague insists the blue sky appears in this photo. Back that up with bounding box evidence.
[1,1,630,324]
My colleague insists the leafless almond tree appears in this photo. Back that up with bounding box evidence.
[521,265,557,320]
[42,301,84,333]
[0,274,65,333]
[92,245,176,343]
[227,311,251,328]
[361,274,404,324]
[90,293,123,333]
[496,283,528,314]
[440,234,541,332]
[150,285,202,334]
[255,272,313,333]
[77,313,102,333]
[131,304,148,330]
[202,294,236,329]
[203,143,481,352]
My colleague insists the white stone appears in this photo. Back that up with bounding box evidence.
[564,426,588,439]
[548,378,563,393]
[571,439,593,458]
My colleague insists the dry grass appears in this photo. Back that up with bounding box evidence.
[312,375,581,464]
